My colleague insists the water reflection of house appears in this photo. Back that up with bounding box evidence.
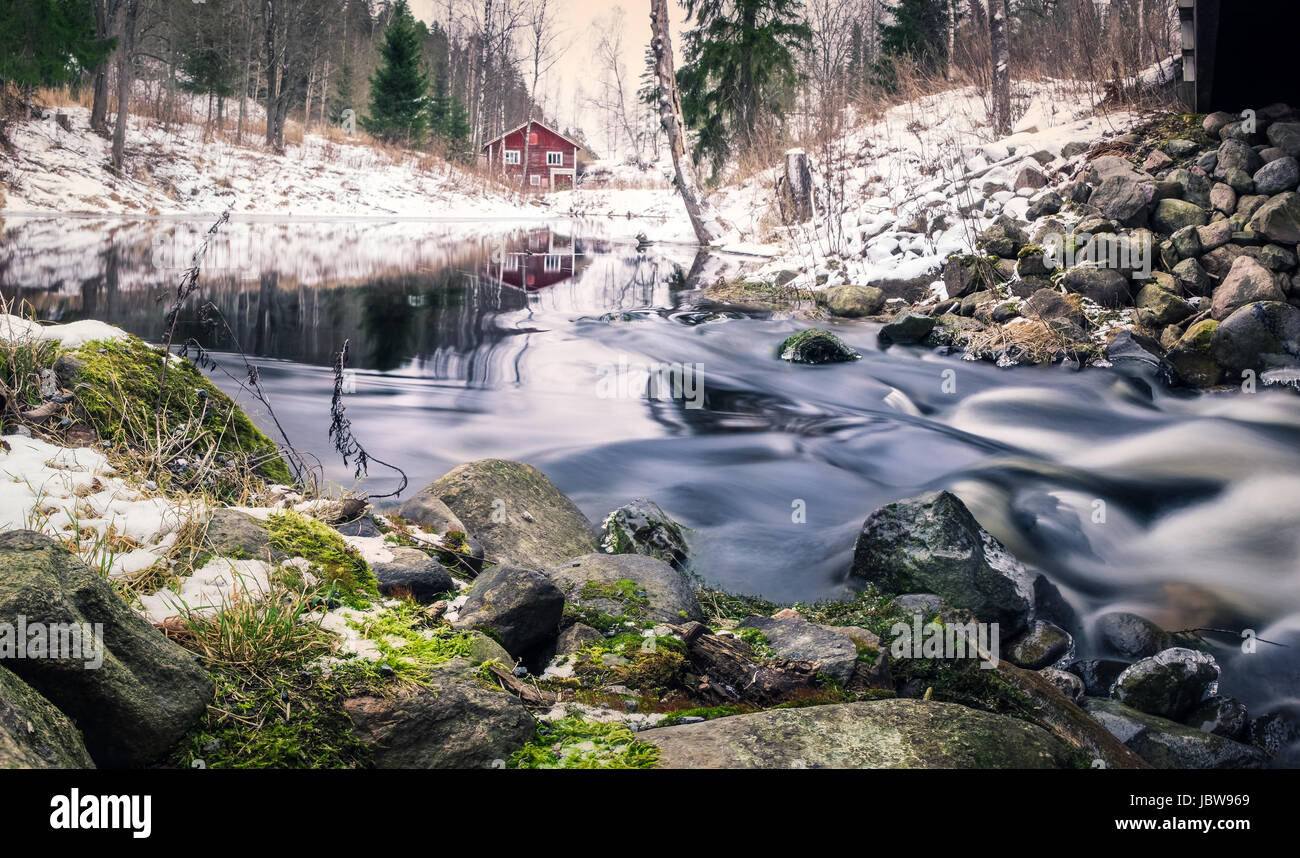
[493,230,585,292]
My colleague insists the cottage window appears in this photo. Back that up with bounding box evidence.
[544,255,562,272]
[530,175,541,186]
[546,151,563,166]
[503,149,521,165]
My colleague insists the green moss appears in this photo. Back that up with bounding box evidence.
[571,633,687,693]
[736,626,777,660]
[697,587,779,624]
[266,511,377,608]
[348,601,476,678]
[778,328,860,364]
[509,718,660,769]
[72,337,292,488]
[657,705,750,726]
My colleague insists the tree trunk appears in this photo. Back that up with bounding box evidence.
[649,0,724,246]
[990,0,1011,135]
[90,0,119,136]
[110,0,138,173]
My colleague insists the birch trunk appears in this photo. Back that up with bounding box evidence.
[990,0,1011,136]
[649,0,724,246]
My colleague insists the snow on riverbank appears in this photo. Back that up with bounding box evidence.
[2,80,1148,275]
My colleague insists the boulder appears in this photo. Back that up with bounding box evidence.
[1067,658,1129,696]
[204,508,281,561]
[555,623,604,655]
[1112,647,1219,721]
[1170,224,1201,258]
[879,310,936,344]
[1059,266,1132,307]
[547,552,702,625]
[1185,696,1250,740]
[1088,173,1155,227]
[1266,121,1300,158]
[1168,319,1224,387]
[1152,198,1209,234]
[599,499,689,568]
[850,491,1033,637]
[1211,256,1285,320]
[817,284,885,318]
[1171,257,1212,296]
[371,547,454,603]
[1196,218,1234,252]
[1022,288,1087,328]
[1209,300,1300,372]
[1082,698,1267,769]
[941,254,993,298]
[1006,620,1071,670]
[641,699,1076,768]
[453,565,564,658]
[1208,183,1237,216]
[422,459,598,568]
[0,531,213,767]
[1095,611,1172,658]
[1214,139,1263,178]
[1026,191,1063,220]
[975,216,1028,258]
[0,664,95,768]
[778,328,859,364]
[1253,156,1300,195]
[1135,282,1193,326]
[1039,667,1084,702]
[1248,191,1300,244]
[736,614,859,685]
[342,661,534,768]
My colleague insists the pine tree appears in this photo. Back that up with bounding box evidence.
[677,0,811,179]
[0,0,113,91]
[875,0,950,88]
[441,94,472,163]
[330,61,356,126]
[362,0,430,145]
[428,61,451,135]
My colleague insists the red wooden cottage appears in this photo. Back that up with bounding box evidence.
[480,119,580,191]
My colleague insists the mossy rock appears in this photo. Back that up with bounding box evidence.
[0,663,95,768]
[703,278,813,312]
[424,459,598,568]
[641,699,1076,768]
[778,328,860,364]
[70,336,291,486]
[266,511,377,608]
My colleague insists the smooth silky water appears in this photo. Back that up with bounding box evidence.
[5,216,1298,740]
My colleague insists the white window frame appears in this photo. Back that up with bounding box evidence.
[546,151,563,166]
[503,149,521,165]
[530,174,541,186]
[544,254,562,272]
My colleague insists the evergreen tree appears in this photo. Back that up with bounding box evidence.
[331,61,356,126]
[0,0,113,91]
[875,0,950,89]
[441,94,472,163]
[677,0,811,179]
[428,61,451,135]
[362,0,430,145]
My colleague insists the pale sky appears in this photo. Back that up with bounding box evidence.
[409,0,686,153]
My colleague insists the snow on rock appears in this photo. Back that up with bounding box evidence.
[0,434,190,577]
[0,314,127,348]
[136,557,277,623]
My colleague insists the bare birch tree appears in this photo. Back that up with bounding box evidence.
[649,0,724,245]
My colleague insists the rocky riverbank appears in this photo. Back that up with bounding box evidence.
[710,105,1300,391]
[2,319,1296,768]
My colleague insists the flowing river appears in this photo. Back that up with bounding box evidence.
[4,216,1298,735]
